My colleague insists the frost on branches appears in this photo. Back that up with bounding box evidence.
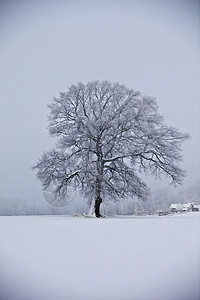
[33,81,189,217]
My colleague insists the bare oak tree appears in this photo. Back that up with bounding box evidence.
[33,81,189,217]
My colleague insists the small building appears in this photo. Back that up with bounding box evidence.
[158,211,169,216]
[182,203,194,212]
[170,203,183,213]
[170,203,194,213]
[192,205,200,212]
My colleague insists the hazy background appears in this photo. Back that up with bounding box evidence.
[0,0,199,210]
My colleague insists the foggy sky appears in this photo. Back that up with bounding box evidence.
[0,0,200,204]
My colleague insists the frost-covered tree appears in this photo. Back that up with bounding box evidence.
[33,81,189,217]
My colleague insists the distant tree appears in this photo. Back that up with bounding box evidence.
[33,81,189,217]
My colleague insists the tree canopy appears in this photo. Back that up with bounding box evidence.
[33,81,189,216]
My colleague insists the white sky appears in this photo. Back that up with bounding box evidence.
[0,0,200,204]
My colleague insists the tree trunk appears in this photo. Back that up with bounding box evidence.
[94,139,103,217]
[95,196,102,218]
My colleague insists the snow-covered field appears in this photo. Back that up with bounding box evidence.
[0,213,200,300]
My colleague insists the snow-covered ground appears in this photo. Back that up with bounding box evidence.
[0,213,200,300]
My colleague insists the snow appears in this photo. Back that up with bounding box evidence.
[0,213,200,300]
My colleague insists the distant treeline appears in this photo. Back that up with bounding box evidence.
[0,180,199,216]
